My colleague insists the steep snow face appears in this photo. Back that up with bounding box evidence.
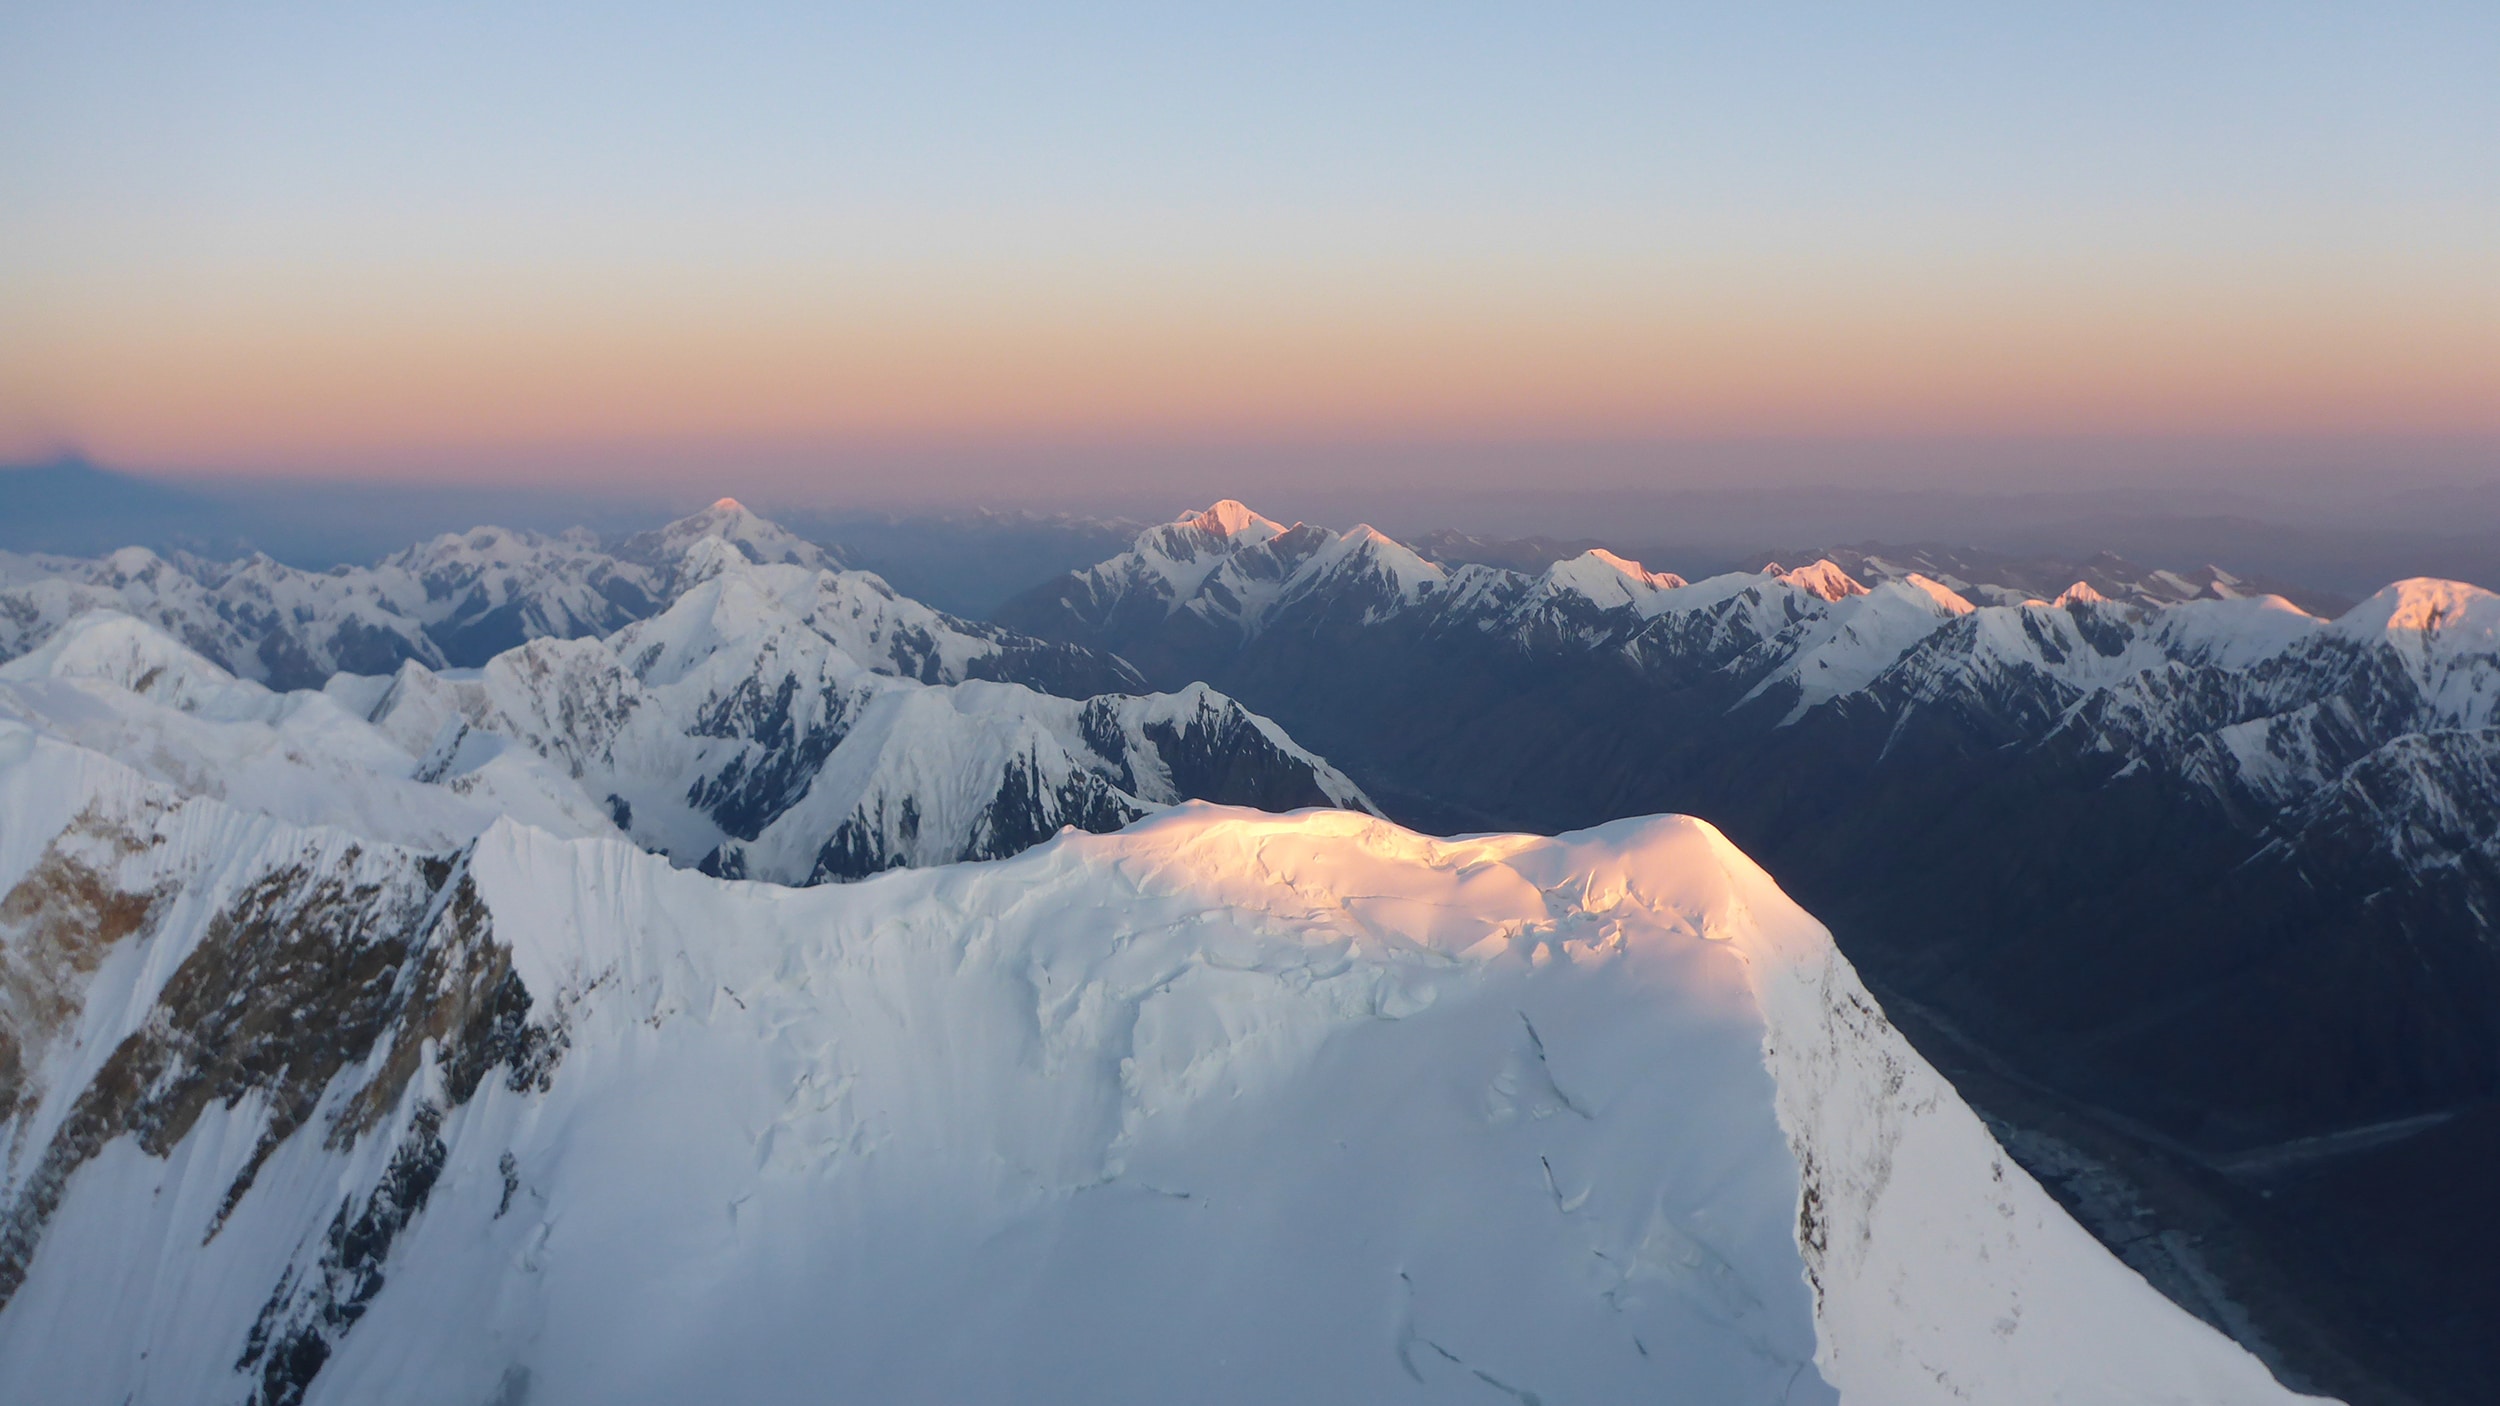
[1738,575,1977,720]
[1774,559,1871,604]
[0,735,2321,1406]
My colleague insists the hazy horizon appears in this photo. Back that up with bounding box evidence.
[7,4,2496,506]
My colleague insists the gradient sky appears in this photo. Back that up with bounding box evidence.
[3,2,2496,505]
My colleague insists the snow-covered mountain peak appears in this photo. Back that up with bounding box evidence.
[2051,580,2109,607]
[1540,548,1688,609]
[1176,499,1286,541]
[606,566,817,686]
[401,524,564,568]
[1336,524,1442,579]
[1773,558,1869,603]
[1275,526,1447,618]
[96,544,172,581]
[1898,572,1978,615]
[0,609,243,711]
[2338,577,2500,642]
[616,497,837,577]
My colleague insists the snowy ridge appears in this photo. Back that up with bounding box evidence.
[998,502,1869,657]
[0,613,616,849]
[0,729,2322,1404]
[0,555,1371,892]
[0,500,1137,700]
[1793,545,2326,614]
[1006,502,2500,886]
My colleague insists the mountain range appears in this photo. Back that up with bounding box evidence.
[998,501,2500,1404]
[0,503,1367,891]
[4,491,2495,1401]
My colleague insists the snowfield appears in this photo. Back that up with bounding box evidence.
[0,724,2322,1404]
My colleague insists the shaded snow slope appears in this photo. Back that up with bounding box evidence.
[0,731,2321,1405]
[0,587,1370,892]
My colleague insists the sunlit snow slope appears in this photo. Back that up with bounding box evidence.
[0,727,2320,1404]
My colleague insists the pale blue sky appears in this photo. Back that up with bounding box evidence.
[3,2,2495,499]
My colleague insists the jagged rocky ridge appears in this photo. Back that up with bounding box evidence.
[0,721,2321,1404]
[998,501,2500,1404]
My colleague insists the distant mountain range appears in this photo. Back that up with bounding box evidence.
[998,500,2500,1405]
[0,501,1368,889]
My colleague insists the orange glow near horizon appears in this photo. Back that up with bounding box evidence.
[7,243,2499,479]
[9,5,2498,490]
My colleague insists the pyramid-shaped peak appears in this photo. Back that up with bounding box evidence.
[618,496,837,576]
[1178,500,1285,539]
[1776,559,1868,603]
[1544,549,1685,602]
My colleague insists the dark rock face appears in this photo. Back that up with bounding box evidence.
[0,820,563,1399]
[783,698,1347,885]
[1003,544,2500,1404]
[686,670,862,842]
[238,1105,451,1406]
[1088,697,1340,814]
[971,753,1147,862]
[960,639,1146,699]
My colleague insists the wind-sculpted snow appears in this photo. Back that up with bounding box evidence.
[0,725,2321,1404]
